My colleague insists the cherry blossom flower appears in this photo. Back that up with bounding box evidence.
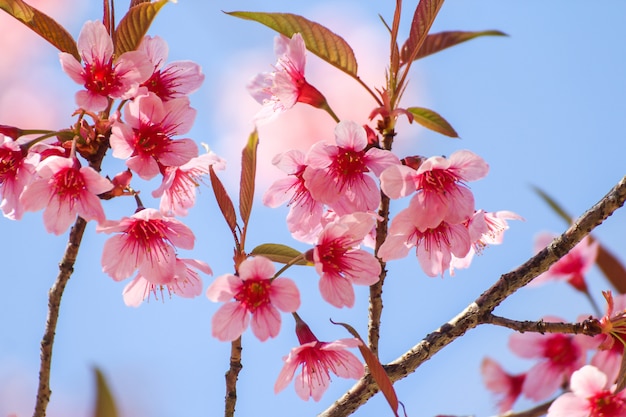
[110,92,198,180]
[0,134,39,220]
[531,233,599,292]
[123,258,212,307]
[547,365,626,417]
[378,208,471,277]
[450,210,523,275]
[138,35,205,101]
[59,20,152,111]
[304,121,400,215]
[309,212,381,308]
[274,315,364,401]
[380,150,489,230]
[509,316,587,401]
[247,33,328,124]
[206,256,300,342]
[152,150,225,216]
[98,208,195,284]
[20,156,112,235]
[263,149,324,243]
[481,357,526,413]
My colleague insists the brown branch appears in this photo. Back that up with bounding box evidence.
[224,336,243,417]
[500,400,553,417]
[320,175,626,417]
[33,217,87,417]
[484,314,603,336]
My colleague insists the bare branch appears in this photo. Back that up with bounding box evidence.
[224,336,243,417]
[484,314,602,336]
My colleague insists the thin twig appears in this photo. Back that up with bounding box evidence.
[33,217,87,417]
[320,175,626,417]
[484,314,602,336]
[500,400,553,417]
[224,336,243,417]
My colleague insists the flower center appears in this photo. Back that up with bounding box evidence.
[589,390,626,417]
[134,124,168,157]
[418,168,459,193]
[543,334,578,366]
[84,59,119,95]
[235,279,270,312]
[334,148,367,177]
[0,148,21,183]
[53,167,86,201]
[318,238,351,274]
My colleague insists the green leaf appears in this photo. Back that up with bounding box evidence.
[0,0,79,61]
[403,30,508,63]
[533,186,626,293]
[209,166,239,237]
[227,11,358,78]
[239,130,258,228]
[250,243,310,266]
[93,368,118,417]
[400,0,446,66]
[406,107,459,137]
[113,0,169,56]
[332,320,400,417]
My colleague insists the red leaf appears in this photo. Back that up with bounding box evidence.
[209,166,239,237]
[402,30,508,64]
[239,130,258,228]
[407,106,459,137]
[113,0,169,56]
[400,0,446,66]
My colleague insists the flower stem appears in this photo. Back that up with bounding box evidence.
[33,217,87,417]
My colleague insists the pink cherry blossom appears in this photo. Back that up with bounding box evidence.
[380,150,489,230]
[509,316,587,401]
[274,316,364,401]
[378,208,471,277]
[311,212,381,308]
[531,233,599,292]
[547,365,626,417]
[59,20,152,111]
[20,156,112,235]
[110,92,198,180]
[123,257,212,307]
[138,35,204,101]
[0,134,39,220]
[248,33,327,124]
[152,150,226,216]
[98,208,195,284]
[206,256,300,342]
[304,121,400,215]
[481,357,525,413]
[263,149,324,243]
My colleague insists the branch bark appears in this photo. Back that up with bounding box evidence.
[320,175,626,417]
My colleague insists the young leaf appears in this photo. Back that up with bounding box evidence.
[332,320,400,417]
[406,107,459,138]
[0,0,79,61]
[533,186,626,293]
[250,243,310,266]
[209,165,239,237]
[402,30,507,64]
[240,130,259,228]
[400,0,446,66]
[113,0,169,56]
[93,368,118,417]
[226,11,358,78]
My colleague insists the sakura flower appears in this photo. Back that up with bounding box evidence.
[263,149,324,243]
[138,35,204,101]
[547,365,626,417]
[110,92,198,180]
[152,150,225,216]
[98,208,195,284]
[206,256,300,342]
[509,316,587,401]
[304,121,400,215]
[60,20,152,111]
[531,233,599,292]
[123,257,212,307]
[248,33,328,124]
[378,208,471,277]
[274,315,364,401]
[481,357,526,413]
[309,212,381,308]
[380,150,489,230]
[449,210,523,275]
[20,156,112,235]
[0,134,39,220]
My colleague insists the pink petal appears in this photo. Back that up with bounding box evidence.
[239,256,275,281]
[250,304,281,341]
[211,302,249,341]
[319,273,355,308]
[380,164,417,199]
[269,278,301,312]
[206,274,241,302]
[547,393,589,417]
[569,365,607,398]
[334,121,366,151]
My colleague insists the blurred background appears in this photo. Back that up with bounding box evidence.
[1,1,625,416]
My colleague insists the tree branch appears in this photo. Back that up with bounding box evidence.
[224,336,243,417]
[320,175,626,417]
[484,314,602,336]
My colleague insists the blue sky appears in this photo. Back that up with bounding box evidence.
[1,1,626,416]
